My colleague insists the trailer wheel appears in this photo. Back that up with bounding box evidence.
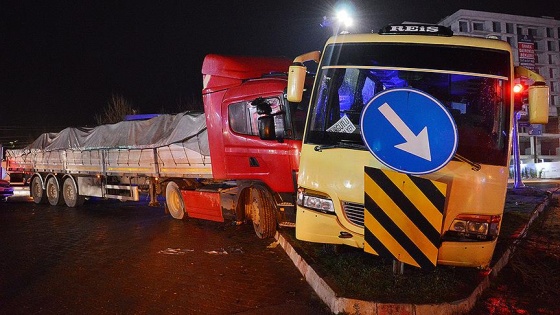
[63,177,85,207]
[166,182,186,220]
[248,185,277,239]
[31,176,47,204]
[46,176,65,206]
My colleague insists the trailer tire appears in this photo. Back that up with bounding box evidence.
[63,177,85,207]
[248,185,277,239]
[31,176,47,204]
[166,182,186,220]
[46,176,65,206]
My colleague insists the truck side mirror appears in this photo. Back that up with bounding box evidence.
[258,116,276,140]
[528,84,549,124]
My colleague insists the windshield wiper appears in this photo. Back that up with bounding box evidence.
[314,140,367,152]
[453,154,481,171]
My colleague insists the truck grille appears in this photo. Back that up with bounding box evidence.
[342,201,364,227]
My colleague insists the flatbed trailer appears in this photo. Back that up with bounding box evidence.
[6,54,310,238]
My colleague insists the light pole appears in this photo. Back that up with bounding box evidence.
[512,110,527,188]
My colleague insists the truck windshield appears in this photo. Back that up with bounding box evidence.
[306,43,511,166]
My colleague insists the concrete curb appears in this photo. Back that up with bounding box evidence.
[275,197,551,315]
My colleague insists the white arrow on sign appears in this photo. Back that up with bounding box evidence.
[378,102,431,161]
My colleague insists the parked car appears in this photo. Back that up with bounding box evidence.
[0,179,14,201]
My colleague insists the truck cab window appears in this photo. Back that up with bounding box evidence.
[229,97,284,137]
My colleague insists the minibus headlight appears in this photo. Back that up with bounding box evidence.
[297,188,335,214]
[445,214,501,241]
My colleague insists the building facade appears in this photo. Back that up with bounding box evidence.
[440,10,560,161]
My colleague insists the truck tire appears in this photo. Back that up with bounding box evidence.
[46,176,65,206]
[31,176,47,204]
[248,185,277,239]
[63,177,85,207]
[166,182,186,220]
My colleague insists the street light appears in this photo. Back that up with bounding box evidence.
[336,9,353,30]
[320,2,355,35]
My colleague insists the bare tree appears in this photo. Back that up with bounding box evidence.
[95,94,137,125]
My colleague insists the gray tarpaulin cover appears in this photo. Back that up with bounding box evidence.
[13,112,209,155]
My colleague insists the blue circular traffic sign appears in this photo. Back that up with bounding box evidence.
[360,88,457,175]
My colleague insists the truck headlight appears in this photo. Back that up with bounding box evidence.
[297,188,335,214]
[444,214,501,241]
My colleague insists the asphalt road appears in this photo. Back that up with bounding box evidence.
[0,195,331,315]
[3,181,558,315]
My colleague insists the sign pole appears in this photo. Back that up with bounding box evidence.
[393,260,404,275]
[512,111,525,188]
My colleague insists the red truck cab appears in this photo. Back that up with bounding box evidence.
[202,55,302,193]
[169,54,309,237]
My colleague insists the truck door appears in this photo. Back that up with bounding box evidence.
[224,95,300,193]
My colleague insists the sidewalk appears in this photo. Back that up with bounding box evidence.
[275,187,553,315]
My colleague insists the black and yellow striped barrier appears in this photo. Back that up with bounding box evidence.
[364,167,447,269]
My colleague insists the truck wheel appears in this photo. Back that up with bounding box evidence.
[166,182,186,220]
[46,177,65,206]
[31,176,47,204]
[248,185,277,239]
[63,177,85,207]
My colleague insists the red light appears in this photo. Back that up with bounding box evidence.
[513,83,524,93]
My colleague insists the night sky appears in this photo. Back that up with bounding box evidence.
[1,0,559,143]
